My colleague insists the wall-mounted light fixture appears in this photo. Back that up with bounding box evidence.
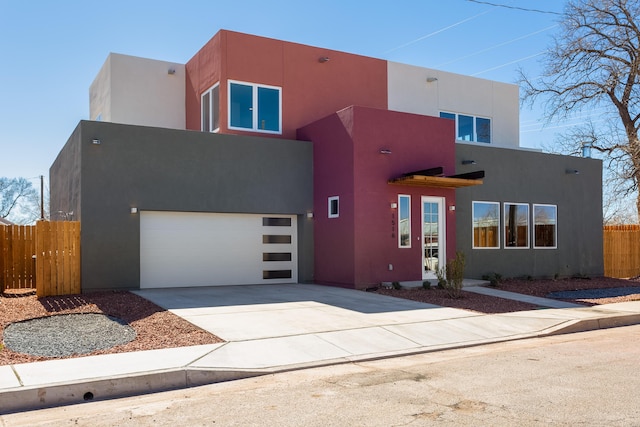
[426,77,438,83]
[92,139,101,145]
[380,149,392,154]
[449,206,456,211]
[318,57,330,63]
[306,212,314,218]
[390,202,398,209]
[168,68,176,75]
[130,207,138,214]
[566,169,580,175]
[462,160,476,165]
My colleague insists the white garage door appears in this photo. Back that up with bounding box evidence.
[140,211,297,288]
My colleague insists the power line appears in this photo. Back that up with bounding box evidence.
[466,0,561,15]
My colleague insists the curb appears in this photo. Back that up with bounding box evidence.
[2,312,639,414]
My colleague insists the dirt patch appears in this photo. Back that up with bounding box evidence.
[0,291,223,366]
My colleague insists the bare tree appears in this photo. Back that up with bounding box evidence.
[519,0,640,220]
[0,177,39,224]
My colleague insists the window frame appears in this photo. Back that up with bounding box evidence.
[533,204,557,249]
[328,196,339,218]
[398,194,411,248]
[472,201,500,249]
[440,111,491,143]
[201,82,220,133]
[503,202,530,249]
[228,80,282,134]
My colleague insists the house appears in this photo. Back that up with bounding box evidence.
[50,29,603,292]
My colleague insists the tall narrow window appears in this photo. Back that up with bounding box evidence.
[229,80,281,133]
[398,195,411,248]
[201,83,219,132]
[534,204,557,248]
[504,203,529,248]
[473,201,500,249]
[328,196,339,218]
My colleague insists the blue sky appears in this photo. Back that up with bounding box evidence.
[0,0,567,182]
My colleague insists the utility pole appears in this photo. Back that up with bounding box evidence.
[40,175,44,220]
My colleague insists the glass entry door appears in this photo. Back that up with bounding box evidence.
[422,197,445,280]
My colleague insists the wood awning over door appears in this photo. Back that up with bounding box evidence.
[388,167,484,189]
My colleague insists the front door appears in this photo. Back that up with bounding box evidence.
[422,197,445,280]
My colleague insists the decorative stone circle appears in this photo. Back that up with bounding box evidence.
[3,313,136,357]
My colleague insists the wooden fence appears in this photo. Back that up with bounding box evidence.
[0,221,81,296]
[603,224,640,278]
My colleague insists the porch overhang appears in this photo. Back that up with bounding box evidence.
[388,169,484,189]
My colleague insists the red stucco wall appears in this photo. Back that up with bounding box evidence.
[186,30,388,139]
[300,106,457,288]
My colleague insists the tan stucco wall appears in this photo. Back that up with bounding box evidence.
[89,53,185,129]
[387,62,520,148]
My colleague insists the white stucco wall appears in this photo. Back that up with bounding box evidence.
[89,53,185,129]
[387,62,520,148]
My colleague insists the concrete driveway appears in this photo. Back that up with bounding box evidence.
[132,283,476,341]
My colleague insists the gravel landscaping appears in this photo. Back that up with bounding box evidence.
[1,276,639,366]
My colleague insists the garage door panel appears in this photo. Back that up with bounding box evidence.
[140,211,297,288]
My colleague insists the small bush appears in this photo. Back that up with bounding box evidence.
[435,268,447,289]
[442,252,465,298]
[422,281,431,290]
[482,272,503,287]
[392,281,402,290]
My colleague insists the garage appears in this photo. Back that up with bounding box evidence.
[140,211,298,288]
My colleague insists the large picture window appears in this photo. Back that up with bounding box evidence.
[398,195,411,248]
[201,83,220,132]
[534,204,557,248]
[504,203,529,248]
[440,112,491,143]
[473,201,500,248]
[228,80,281,134]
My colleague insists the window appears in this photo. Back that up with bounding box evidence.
[328,196,339,218]
[440,112,491,143]
[504,203,529,248]
[473,201,500,248]
[228,80,281,133]
[201,83,220,132]
[398,195,411,248]
[533,204,557,248]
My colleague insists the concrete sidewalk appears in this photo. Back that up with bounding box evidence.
[1,284,640,414]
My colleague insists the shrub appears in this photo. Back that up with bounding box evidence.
[442,252,465,298]
[392,281,402,290]
[482,272,503,287]
[422,281,431,290]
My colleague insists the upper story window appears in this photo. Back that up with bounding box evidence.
[228,80,282,134]
[201,83,220,132]
[440,112,491,143]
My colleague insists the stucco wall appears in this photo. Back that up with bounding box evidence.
[300,106,458,288]
[455,143,603,279]
[52,120,313,291]
[90,53,185,129]
[387,62,520,148]
[186,30,388,139]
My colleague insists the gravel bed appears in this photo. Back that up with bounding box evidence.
[546,286,640,300]
[0,291,224,366]
[3,313,136,357]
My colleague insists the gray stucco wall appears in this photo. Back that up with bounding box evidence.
[51,120,314,291]
[455,143,603,279]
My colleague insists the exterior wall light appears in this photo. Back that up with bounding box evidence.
[130,207,138,214]
[566,169,580,175]
[306,212,314,218]
[462,160,476,165]
[426,77,438,83]
[390,202,398,209]
[380,149,392,154]
[319,57,330,63]
[168,68,176,75]
[92,139,101,145]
